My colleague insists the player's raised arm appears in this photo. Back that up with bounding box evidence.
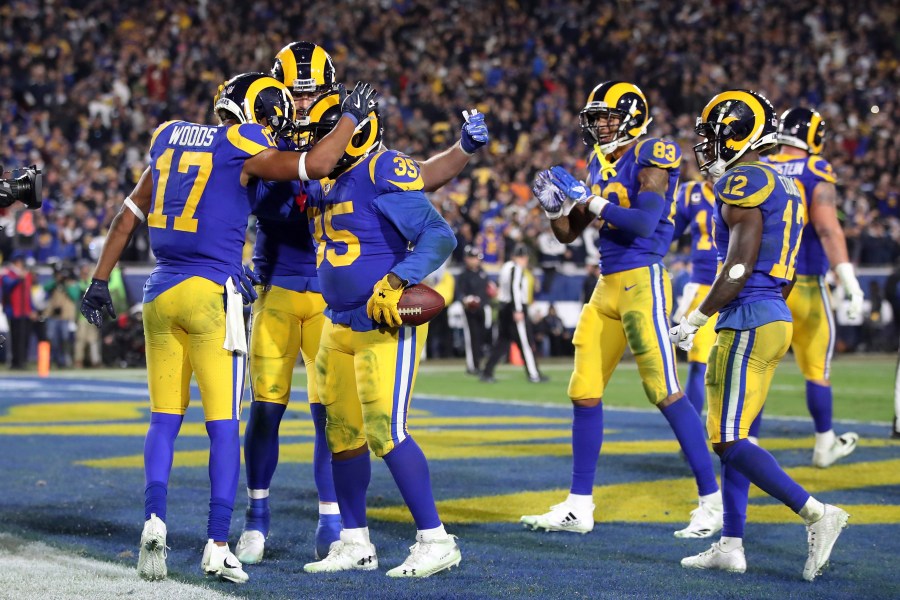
[81,166,153,326]
[418,109,489,192]
[243,82,378,182]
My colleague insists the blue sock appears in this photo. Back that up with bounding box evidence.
[722,439,810,512]
[686,362,707,415]
[748,407,764,438]
[143,412,184,521]
[661,397,718,496]
[207,419,240,541]
[721,460,750,538]
[806,381,833,433]
[310,403,337,503]
[570,403,603,495]
[244,401,287,489]
[383,437,441,530]
[333,451,371,529]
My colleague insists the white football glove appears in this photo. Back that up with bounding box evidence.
[834,262,864,321]
[668,310,710,351]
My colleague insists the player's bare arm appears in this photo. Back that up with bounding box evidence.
[92,167,153,281]
[637,165,668,196]
[420,109,489,192]
[242,116,358,184]
[550,203,595,243]
[698,204,763,317]
[809,181,850,265]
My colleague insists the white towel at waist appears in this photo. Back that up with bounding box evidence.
[223,278,248,356]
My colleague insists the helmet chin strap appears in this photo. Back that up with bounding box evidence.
[593,144,618,181]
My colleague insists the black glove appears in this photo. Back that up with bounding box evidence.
[341,82,378,126]
[80,278,116,328]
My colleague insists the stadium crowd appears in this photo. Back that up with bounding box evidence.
[1,0,899,364]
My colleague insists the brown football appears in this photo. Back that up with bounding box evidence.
[398,284,445,326]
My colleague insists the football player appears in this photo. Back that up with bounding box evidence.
[236,41,488,564]
[525,81,722,538]
[757,107,862,466]
[671,90,849,580]
[297,91,461,578]
[79,72,376,583]
[671,177,719,416]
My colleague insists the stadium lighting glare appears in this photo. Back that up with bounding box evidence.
[871,105,880,113]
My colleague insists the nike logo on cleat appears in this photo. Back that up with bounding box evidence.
[224,558,240,569]
[357,556,375,566]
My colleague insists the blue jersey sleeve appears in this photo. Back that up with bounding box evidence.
[225,123,277,158]
[672,182,692,242]
[372,191,457,285]
[714,164,776,208]
[635,138,682,170]
[369,150,426,193]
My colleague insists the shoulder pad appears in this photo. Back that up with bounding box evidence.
[714,164,775,208]
[807,156,837,184]
[635,138,682,169]
[369,149,425,193]
[226,123,277,157]
[149,120,179,150]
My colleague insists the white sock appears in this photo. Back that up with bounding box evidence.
[340,527,370,544]
[566,493,594,509]
[799,497,826,524]
[417,524,448,541]
[248,488,269,500]
[719,536,743,551]
[319,502,340,516]
[815,430,836,451]
[699,491,722,507]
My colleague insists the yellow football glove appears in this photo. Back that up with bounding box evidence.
[366,274,404,327]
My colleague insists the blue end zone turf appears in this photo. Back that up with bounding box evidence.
[1,376,899,598]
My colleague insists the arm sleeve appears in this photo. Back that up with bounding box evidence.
[671,184,690,242]
[601,190,666,238]
[373,191,457,285]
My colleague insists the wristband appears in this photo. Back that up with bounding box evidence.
[298,152,309,181]
[587,195,609,217]
[686,309,710,328]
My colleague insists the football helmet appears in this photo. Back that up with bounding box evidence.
[694,89,778,179]
[579,81,652,154]
[778,107,825,155]
[214,72,295,139]
[272,41,337,98]
[298,89,382,177]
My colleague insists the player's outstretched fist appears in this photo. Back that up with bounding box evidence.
[460,109,489,154]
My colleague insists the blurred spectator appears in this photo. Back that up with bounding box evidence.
[42,264,80,368]
[535,304,572,357]
[73,263,101,368]
[1,253,35,369]
[456,245,491,375]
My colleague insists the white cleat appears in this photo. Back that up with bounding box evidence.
[303,531,378,573]
[813,432,859,468]
[520,499,594,534]
[235,530,265,565]
[803,504,850,581]
[681,541,747,573]
[674,498,724,539]
[201,539,249,584]
[386,534,461,578]
[137,513,168,581]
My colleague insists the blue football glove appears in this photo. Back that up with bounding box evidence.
[340,81,378,127]
[549,166,591,203]
[533,170,568,220]
[80,278,116,328]
[233,265,261,305]
[460,109,489,154]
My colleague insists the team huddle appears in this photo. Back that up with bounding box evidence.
[76,40,858,585]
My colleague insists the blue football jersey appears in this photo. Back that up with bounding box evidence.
[144,120,276,302]
[713,162,805,331]
[587,137,681,274]
[306,149,455,331]
[673,180,718,285]
[762,153,836,276]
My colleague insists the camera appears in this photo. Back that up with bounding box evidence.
[0,164,43,209]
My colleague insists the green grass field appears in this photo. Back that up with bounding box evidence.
[287,353,897,424]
